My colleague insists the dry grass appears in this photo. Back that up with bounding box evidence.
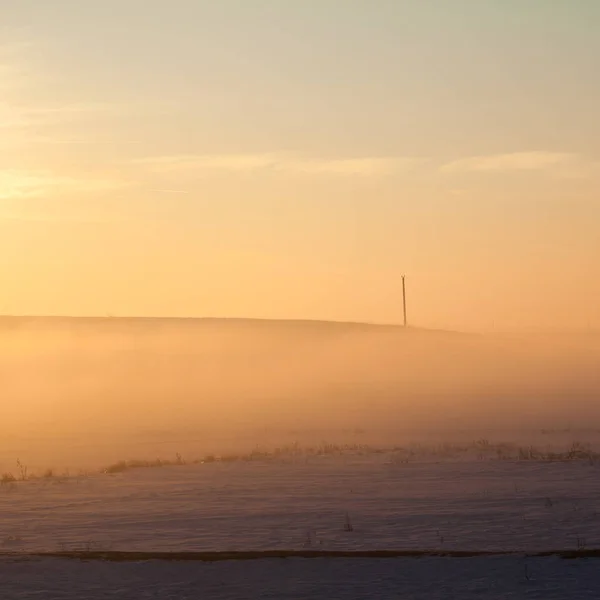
[1,439,598,485]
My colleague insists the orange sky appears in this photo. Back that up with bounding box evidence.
[1,1,599,331]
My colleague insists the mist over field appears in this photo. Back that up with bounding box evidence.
[1,317,599,472]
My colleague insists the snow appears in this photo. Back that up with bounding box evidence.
[3,317,600,596]
[2,445,600,598]
[1,555,599,599]
[1,455,599,553]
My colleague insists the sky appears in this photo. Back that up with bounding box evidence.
[1,0,599,330]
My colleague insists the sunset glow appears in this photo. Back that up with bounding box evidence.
[1,1,599,330]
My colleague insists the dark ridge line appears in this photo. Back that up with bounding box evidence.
[0,315,465,336]
[0,315,401,328]
[3,550,600,562]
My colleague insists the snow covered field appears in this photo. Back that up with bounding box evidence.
[3,451,600,598]
[1,555,599,599]
[2,320,599,597]
[2,454,599,553]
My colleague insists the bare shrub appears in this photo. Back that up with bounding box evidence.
[343,512,354,532]
[1,472,16,485]
[16,459,28,481]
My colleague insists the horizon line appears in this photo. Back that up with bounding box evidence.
[0,314,597,335]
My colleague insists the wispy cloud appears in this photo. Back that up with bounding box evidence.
[18,137,143,145]
[0,170,129,200]
[135,153,424,177]
[0,39,30,88]
[0,63,23,93]
[0,102,122,132]
[0,102,30,129]
[137,154,278,173]
[137,151,598,180]
[440,152,579,174]
[0,211,118,224]
[1,39,126,142]
[147,188,190,194]
[284,157,421,176]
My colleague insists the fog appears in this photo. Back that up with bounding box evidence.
[1,317,599,471]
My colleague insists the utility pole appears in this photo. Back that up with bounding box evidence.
[402,275,407,327]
